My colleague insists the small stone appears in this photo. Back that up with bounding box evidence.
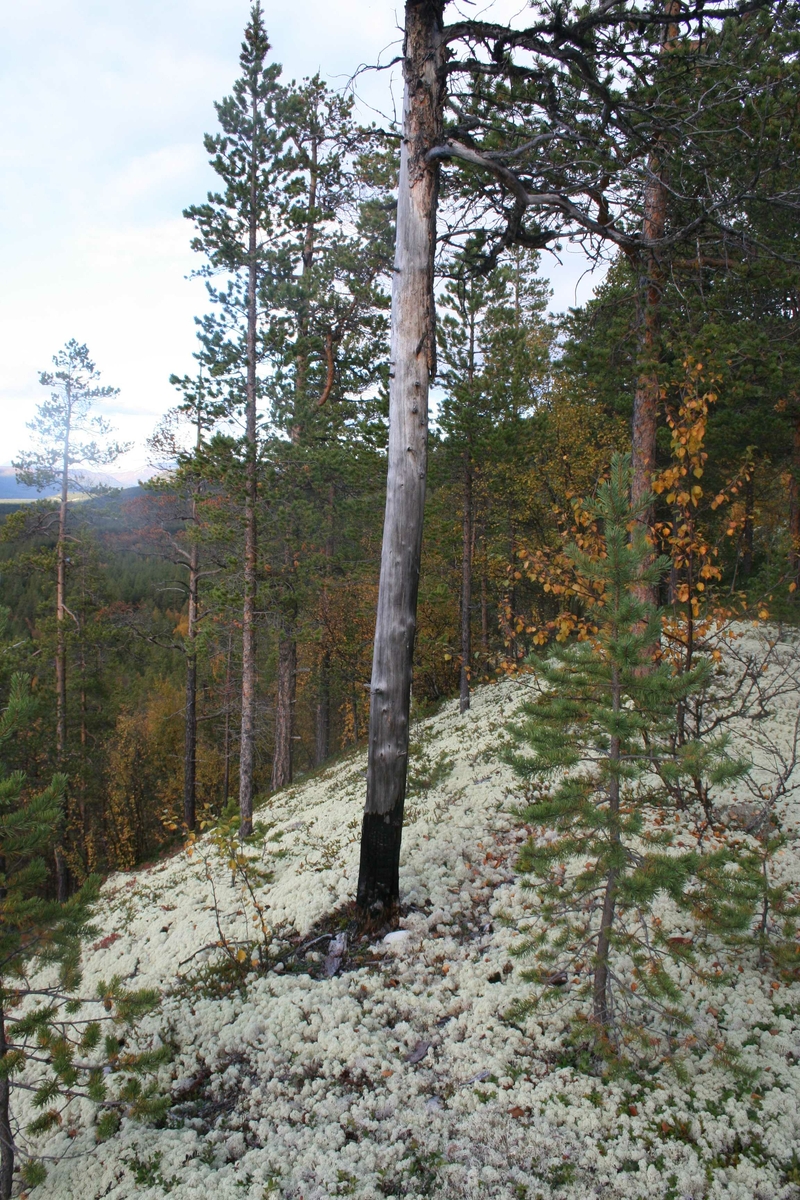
[406,1041,430,1064]
[383,930,411,947]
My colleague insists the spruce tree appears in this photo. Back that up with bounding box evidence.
[507,455,752,1051]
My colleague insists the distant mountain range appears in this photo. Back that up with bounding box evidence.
[0,464,156,500]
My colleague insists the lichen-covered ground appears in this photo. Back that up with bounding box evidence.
[32,627,800,1199]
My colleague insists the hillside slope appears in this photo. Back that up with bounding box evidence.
[33,633,800,1200]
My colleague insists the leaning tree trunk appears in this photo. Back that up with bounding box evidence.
[356,0,445,911]
[238,125,260,838]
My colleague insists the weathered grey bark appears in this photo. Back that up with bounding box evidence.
[238,96,260,839]
[356,0,445,911]
[270,631,296,790]
[0,1006,13,1200]
[183,518,199,831]
[459,459,473,713]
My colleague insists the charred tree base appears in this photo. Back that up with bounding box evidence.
[356,809,404,912]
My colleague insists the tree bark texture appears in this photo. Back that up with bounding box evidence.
[789,414,800,590]
[273,138,319,780]
[315,647,331,766]
[270,631,296,790]
[238,130,260,838]
[742,470,755,578]
[630,4,679,606]
[356,0,445,911]
[55,388,71,902]
[630,162,666,527]
[459,459,473,713]
[592,663,622,1028]
[183,527,199,831]
[0,1007,13,1200]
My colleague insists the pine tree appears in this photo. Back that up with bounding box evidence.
[0,672,165,1195]
[438,245,552,709]
[185,3,282,836]
[12,340,129,898]
[507,455,752,1052]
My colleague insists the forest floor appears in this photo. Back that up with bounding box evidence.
[33,626,800,1200]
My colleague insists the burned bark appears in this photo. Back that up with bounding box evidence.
[356,0,445,911]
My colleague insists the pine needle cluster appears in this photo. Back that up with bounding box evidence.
[507,455,753,1054]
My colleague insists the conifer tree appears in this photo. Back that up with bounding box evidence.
[0,671,165,1195]
[147,368,226,831]
[185,3,281,835]
[438,246,551,710]
[508,455,752,1049]
[12,340,128,898]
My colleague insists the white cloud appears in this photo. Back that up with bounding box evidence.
[1,1,604,472]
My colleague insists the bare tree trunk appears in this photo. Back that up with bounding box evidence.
[742,470,755,578]
[222,631,233,810]
[356,0,445,912]
[630,165,666,590]
[183,525,199,831]
[0,1006,13,1200]
[315,485,335,765]
[270,631,296,790]
[238,103,260,839]
[789,415,800,590]
[480,552,489,654]
[592,663,621,1027]
[315,647,331,766]
[273,138,319,784]
[630,4,679,606]
[459,458,473,713]
[55,393,71,902]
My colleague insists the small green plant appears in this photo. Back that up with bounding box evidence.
[187,800,274,976]
[506,455,754,1056]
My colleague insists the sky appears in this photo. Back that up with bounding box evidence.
[1,1,604,476]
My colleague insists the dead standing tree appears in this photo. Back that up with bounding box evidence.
[356,0,446,910]
[356,0,796,911]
